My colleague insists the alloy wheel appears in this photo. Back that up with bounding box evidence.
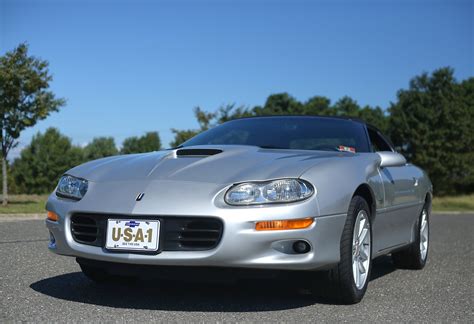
[352,210,371,289]
[419,208,429,261]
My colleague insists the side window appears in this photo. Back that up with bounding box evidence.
[368,128,393,152]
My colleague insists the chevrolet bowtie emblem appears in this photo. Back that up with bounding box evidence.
[136,193,145,201]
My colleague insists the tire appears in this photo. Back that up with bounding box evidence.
[79,263,111,283]
[392,203,430,269]
[322,195,373,304]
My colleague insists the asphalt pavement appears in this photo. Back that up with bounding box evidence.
[1,213,473,322]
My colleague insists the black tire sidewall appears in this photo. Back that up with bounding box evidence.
[415,203,430,267]
[338,195,373,302]
[391,201,430,270]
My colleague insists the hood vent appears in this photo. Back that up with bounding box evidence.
[176,148,223,157]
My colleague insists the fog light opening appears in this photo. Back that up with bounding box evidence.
[293,240,311,254]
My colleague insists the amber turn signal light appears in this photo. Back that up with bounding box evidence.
[255,218,314,231]
[47,211,59,222]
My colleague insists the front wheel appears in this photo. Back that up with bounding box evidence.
[320,195,372,304]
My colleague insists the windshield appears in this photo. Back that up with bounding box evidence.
[181,116,371,152]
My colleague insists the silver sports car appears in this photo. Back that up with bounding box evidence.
[46,116,432,304]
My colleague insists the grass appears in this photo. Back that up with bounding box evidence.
[432,194,474,212]
[0,194,48,214]
[0,193,472,214]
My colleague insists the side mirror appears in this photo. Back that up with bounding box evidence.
[377,151,407,168]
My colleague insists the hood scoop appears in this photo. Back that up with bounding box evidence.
[176,148,223,157]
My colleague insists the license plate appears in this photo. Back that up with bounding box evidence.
[106,219,160,251]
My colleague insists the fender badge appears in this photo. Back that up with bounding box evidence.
[136,193,145,201]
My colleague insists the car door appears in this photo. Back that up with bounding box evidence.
[368,127,421,252]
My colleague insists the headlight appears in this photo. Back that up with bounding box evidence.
[225,179,314,205]
[56,175,88,200]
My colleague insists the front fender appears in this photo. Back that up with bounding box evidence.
[300,153,383,216]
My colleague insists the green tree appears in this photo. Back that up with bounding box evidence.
[169,107,212,148]
[12,128,83,194]
[332,96,361,116]
[0,163,18,194]
[212,104,251,124]
[170,129,200,148]
[252,93,304,115]
[305,96,388,132]
[0,43,65,204]
[84,137,118,161]
[303,96,332,115]
[357,105,389,134]
[121,131,161,154]
[389,67,474,195]
[304,95,388,132]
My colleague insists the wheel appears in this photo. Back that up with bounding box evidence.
[323,195,372,304]
[392,203,429,269]
[79,263,111,283]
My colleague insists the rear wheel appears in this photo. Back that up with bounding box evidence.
[318,195,372,304]
[392,204,430,269]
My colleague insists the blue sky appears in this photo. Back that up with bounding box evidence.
[1,0,473,157]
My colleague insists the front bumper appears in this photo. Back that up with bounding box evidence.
[46,195,347,271]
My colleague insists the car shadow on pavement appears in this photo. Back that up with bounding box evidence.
[30,256,397,311]
[370,255,397,281]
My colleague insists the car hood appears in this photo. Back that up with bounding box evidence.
[68,145,355,184]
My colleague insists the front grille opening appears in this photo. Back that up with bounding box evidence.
[71,214,99,244]
[179,220,221,248]
[164,218,223,251]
